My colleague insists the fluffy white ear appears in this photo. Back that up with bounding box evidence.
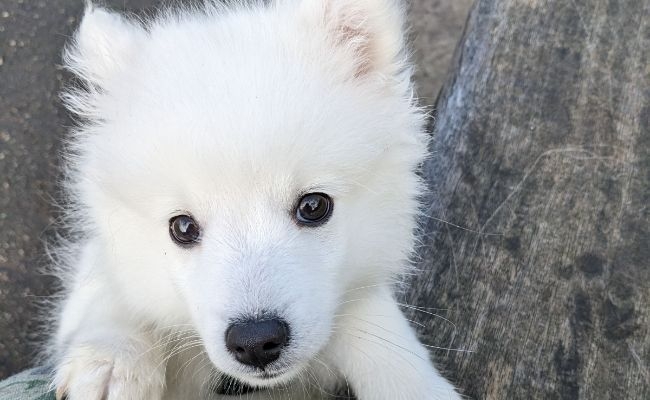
[65,4,144,86]
[299,0,408,79]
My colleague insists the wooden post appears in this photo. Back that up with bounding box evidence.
[409,0,649,398]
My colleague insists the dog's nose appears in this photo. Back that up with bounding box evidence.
[225,319,289,369]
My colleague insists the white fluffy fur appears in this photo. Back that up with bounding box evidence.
[51,1,460,399]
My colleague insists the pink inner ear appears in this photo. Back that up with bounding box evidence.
[325,3,375,78]
[336,23,373,77]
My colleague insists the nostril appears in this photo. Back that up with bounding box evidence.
[262,341,279,351]
[235,346,245,354]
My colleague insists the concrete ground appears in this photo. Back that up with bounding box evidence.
[0,0,472,378]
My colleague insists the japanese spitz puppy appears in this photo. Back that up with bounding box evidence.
[50,0,459,399]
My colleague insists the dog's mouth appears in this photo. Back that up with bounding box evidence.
[244,366,295,383]
[257,370,285,379]
[213,370,292,396]
[213,375,259,396]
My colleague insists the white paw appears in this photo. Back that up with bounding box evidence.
[53,341,166,400]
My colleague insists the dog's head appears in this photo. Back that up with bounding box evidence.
[64,0,426,387]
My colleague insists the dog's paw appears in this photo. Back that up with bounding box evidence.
[53,342,166,400]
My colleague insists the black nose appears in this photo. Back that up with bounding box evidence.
[225,319,289,369]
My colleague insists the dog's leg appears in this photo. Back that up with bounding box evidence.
[324,288,461,400]
[52,258,167,399]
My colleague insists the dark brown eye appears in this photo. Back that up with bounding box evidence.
[169,215,201,246]
[296,193,333,226]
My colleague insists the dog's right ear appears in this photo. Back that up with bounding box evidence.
[297,0,407,80]
[64,3,145,86]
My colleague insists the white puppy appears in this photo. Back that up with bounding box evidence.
[50,1,460,399]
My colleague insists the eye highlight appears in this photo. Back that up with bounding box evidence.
[169,215,201,246]
[295,193,333,226]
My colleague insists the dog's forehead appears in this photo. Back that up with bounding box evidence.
[95,88,390,212]
[83,7,424,215]
[103,62,393,189]
[93,70,412,216]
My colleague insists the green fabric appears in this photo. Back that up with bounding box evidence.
[0,368,55,400]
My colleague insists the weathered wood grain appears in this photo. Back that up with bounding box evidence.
[409,0,649,399]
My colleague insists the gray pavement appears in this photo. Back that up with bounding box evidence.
[0,0,472,378]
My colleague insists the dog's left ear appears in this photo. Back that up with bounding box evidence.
[300,0,408,79]
[65,4,146,88]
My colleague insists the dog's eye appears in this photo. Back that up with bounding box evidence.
[169,215,201,246]
[295,193,333,226]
